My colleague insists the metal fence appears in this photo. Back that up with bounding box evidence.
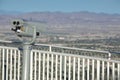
[0,46,21,80]
[0,44,120,80]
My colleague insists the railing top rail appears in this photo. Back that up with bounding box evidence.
[32,49,120,64]
[0,45,18,50]
[0,42,120,60]
[0,40,110,54]
[0,40,13,43]
[35,43,110,54]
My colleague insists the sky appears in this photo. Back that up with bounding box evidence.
[0,0,120,14]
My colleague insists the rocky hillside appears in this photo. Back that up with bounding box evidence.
[0,11,120,35]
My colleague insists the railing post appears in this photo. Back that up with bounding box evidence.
[49,45,52,52]
[108,52,111,60]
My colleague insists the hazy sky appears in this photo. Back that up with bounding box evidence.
[0,0,120,14]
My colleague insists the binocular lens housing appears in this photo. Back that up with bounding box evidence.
[11,19,39,39]
[13,21,20,25]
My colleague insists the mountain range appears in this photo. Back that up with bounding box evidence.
[0,11,120,36]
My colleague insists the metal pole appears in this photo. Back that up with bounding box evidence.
[21,43,31,80]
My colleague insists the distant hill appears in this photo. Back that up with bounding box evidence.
[0,10,22,15]
[0,11,120,35]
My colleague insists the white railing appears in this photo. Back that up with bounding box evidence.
[32,44,120,60]
[0,45,120,80]
[0,46,21,80]
[31,50,120,80]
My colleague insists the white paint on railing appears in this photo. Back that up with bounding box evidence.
[17,50,21,80]
[78,58,80,80]
[47,53,49,80]
[9,49,12,80]
[68,56,71,80]
[0,46,120,80]
[59,55,62,80]
[112,63,115,80]
[2,48,5,80]
[87,59,90,80]
[51,54,53,80]
[38,52,41,80]
[73,57,76,80]
[107,62,110,80]
[0,47,21,80]
[55,55,58,80]
[64,56,66,80]
[118,64,120,79]
[42,53,45,80]
[92,59,95,80]
[34,51,37,80]
[82,58,85,80]
[32,44,113,60]
[6,49,8,80]
[102,61,105,80]
[30,51,33,80]
[13,50,17,80]
[97,60,100,80]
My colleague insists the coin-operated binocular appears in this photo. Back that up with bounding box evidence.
[11,19,39,44]
[11,19,40,80]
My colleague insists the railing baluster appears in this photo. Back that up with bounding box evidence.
[112,63,115,80]
[97,60,100,80]
[14,49,17,80]
[10,49,13,80]
[47,53,49,80]
[34,52,37,80]
[64,56,66,80]
[42,53,45,80]
[55,55,58,80]
[17,50,20,80]
[118,64,120,80]
[6,49,9,80]
[38,52,41,80]
[78,58,80,80]
[2,48,5,80]
[87,59,90,80]
[107,62,110,80]
[82,58,85,80]
[73,57,76,80]
[0,48,1,80]
[51,54,53,80]
[30,51,33,80]
[102,61,104,80]
[92,59,95,80]
[68,56,71,80]
[60,55,62,80]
